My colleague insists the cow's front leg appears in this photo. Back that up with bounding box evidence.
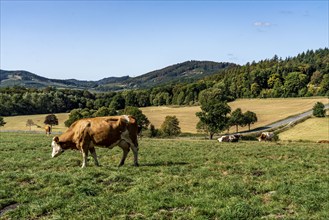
[89,146,99,166]
[118,140,130,167]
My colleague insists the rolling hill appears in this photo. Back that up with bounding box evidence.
[0,61,235,91]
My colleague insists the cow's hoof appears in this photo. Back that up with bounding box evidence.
[118,163,124,167]
[134,163,139,167]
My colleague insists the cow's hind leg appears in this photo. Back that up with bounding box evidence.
[131,144,139,167]
[89,144,99,166]
[80,140,91,168]
[81,149,88,168]
[118,140,130,167]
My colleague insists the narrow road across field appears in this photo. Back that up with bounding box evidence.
[240,104,329,135]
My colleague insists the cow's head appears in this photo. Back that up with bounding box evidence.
[51,136,64,158]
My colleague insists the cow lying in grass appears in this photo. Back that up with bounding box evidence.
[51,115,139,168]
[218,134,241,142]
[258,132,275,142]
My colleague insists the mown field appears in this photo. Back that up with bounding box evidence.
[279,117,329,142]
[2,97,328,134]
[1,133,328,219]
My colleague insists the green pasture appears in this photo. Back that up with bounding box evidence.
[0,133,329,219]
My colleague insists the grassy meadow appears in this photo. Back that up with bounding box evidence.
[2,97,328,134]
[1,133,329,219]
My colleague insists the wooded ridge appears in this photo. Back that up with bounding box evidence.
[0,61,234,91]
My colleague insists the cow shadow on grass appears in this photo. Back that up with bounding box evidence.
[140,161,189,167]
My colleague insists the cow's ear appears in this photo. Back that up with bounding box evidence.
[53,136,59,143]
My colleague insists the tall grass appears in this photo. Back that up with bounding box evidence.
[1,133,328,219]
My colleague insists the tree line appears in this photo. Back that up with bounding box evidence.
[0,48,328,117]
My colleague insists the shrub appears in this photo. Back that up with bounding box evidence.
[160,116,181,137]
[313,102,325,117]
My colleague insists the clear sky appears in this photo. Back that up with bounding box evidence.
[1,1,328,80]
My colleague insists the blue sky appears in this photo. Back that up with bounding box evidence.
[1,1,328,80]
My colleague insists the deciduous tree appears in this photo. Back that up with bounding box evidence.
[313,102,326,117]
[161,116,181,137]
[196,101,231,139]
[44,114,58,129]
[243,111,258,131]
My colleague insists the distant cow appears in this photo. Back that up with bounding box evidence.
[51,115,139,168]
[258,132,274,142]
[218,134,241,142]
[317,140,329,144]
[45,125,51,136]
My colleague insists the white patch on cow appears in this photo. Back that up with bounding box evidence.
[218,137,224,142]
[51,140,63,158]
[122,115,130,123]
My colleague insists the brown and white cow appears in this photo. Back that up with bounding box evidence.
[45,125,51,136]
[218,134,241,142]
[51,115,139,168]
[258,132,274,142]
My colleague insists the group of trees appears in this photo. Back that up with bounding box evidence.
[196,101,257,139]
[207,48,329,98]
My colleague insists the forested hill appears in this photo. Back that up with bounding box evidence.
[0,61,234,91]
[205,48,329,98]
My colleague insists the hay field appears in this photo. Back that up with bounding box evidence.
[279,117,329,142]
[141,97,329,133]
[1,113,69,133]
[1,97,328,134]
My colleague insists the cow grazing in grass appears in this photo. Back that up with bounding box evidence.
[218,134,241,142]
[51,115,139,168]
[45,125,51,136]
[258,132,274,142]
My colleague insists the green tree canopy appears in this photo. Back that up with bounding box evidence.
[161,115,181,137]
[313,102,326,117]
[283,72,308,97]
[229,108,245,133]
[44,114,58,128]
[196,101,231,139]
[243,111,258,131]
[109,94,126,110]
[65,109,84,127]
[93,106,117,117]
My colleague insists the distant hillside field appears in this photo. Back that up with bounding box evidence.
[1,113,69,133]
[2,97,327,137]
[279,117,329,142]
[141,97,329,133]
